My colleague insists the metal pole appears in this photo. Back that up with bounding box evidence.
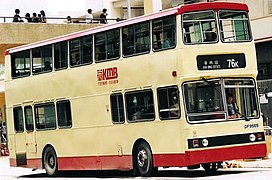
[127,0,132,19]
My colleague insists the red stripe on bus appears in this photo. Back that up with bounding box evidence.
[9,158,16,167]
[154,143,266,167]
[58,155,132,170]
[9,143,266,170]
[177,2,249,14]
[9,158,42,169]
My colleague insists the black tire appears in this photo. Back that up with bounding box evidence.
[134,142,157,177]
[43,146,58,176]
[202,162,222,173]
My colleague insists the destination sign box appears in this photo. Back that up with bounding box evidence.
[197,54,246,70]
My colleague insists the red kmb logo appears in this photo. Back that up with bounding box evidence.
[97,67,118,81]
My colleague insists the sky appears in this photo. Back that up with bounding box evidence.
[0,0,88,22]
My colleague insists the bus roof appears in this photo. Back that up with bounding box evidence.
[5,2,248,55]
[177,2,248,14]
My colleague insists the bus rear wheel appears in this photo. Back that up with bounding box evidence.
[202,162,222,173]
[43,146,58,176]
[134,142,157,177]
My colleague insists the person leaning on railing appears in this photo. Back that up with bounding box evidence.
[13,9,24,22]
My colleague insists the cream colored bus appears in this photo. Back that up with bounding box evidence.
[5,2,266,177]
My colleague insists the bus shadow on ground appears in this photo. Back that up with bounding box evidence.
[20,169,251,178]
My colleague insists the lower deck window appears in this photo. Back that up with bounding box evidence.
[35,103,56,129]
[125,90,155,122]
[57,101,72,128]
[24,106,34,131]
[110,94,125,123]
[13,107,24,132]
[157,86,180,119]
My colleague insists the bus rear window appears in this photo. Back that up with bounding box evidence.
[219,10,251,42]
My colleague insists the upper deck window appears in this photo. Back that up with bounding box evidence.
[95,29,120,62]
[183,11,217,44]
[54,41,68,70]
[11,50,30,78]
[152,15,176,51]
[122,22,150,56]
[32,45,52,74]
[219,11,251,42]
[70,35,92,66]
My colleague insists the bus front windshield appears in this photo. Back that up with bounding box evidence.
[183,78,259,123]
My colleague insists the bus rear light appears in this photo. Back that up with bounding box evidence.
[257,133,263,140]
[193,140,199,147]
[172,71,177,77]
[249,134,256,142]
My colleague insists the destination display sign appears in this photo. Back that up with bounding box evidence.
[197,54,246,70]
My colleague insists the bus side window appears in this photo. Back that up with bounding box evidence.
[95,29,120,62]
[54,41,68,70]
[13,107,24,133]
[125,90,155,122]
[24,106,34,132]
[152,15,176,51]
[157,86,180,120]
[70,35,92,67]
[35,103,56,130]
[57,100,72,128]
[122,21,150,57]
[110,94,125,123]
[32,45,52,74]
[11,50,31,78]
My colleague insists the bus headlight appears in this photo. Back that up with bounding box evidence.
[202,139,209,147]
[249,134,256,142]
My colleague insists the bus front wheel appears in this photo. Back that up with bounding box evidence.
[43,146,58,176]
[134,142,157,176]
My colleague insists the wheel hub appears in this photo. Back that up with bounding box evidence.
[137,149,148,167]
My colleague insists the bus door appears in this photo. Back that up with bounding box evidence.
[13,107,27,165]
[24,106,37,155]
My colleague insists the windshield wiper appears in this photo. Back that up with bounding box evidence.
[201,77,221,94]
[237,112,250,121]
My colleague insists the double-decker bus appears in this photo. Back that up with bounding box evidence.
[5,2,266,177]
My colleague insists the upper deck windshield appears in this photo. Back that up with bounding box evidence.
[183,78,259,123]
[182,10,251,44]
[219,10,251,42]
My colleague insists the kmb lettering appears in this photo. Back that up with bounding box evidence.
[97,67,118,81]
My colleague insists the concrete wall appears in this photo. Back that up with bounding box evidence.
[0,23,100,64]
